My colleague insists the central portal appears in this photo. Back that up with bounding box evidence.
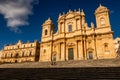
[68,48,74,60]
[88,51,93,59]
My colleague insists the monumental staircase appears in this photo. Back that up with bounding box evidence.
[0,58,120,68]
[0,58,120,79]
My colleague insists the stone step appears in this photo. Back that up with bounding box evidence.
[1,58,120,68]
[0,68,120,80]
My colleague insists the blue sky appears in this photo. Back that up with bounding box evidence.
[0,0,120,50]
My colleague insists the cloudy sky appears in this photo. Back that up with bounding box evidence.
[0,0,120,49]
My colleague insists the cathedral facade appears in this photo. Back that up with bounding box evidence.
[0,5,117,63]
[39,5,116,62]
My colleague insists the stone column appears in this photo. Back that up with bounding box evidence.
[93,35,98,59]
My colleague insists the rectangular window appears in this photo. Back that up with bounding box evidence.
[68,25,72,32]
[45,30,48,35]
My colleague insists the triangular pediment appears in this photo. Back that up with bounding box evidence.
[60,15,65,20]
[66,12,75,19]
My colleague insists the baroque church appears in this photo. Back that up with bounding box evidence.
[39,4,116,62]
[0,4,117,63]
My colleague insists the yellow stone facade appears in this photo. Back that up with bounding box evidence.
[114,38,120,56]
[0,4,117,63]
[39,5,116,62]
[0,50,3,61]
[1,40,40,63]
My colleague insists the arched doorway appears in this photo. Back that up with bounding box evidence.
[15,60,17,63]
[88,51,93,59]
[15,53,19,58]
[68,48,74,60]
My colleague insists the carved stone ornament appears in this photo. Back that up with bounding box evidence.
[67,43,75,46]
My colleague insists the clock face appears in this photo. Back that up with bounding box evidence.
[100,18,105,25]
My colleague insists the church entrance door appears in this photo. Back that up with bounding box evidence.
[68,48,74,60]
[88,51,93,59]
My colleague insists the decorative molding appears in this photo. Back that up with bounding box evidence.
[67,43,75,46]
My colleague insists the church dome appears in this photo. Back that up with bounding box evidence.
[95,4,109,14]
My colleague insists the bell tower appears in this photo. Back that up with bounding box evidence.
[41,17,54,42]
[95,4,111,29]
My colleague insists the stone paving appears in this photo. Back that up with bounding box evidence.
[0,58,120,68]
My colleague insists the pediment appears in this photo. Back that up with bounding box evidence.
[96,9,107,13]
[87,48,94,51]
[60,16,65,20]
[66,12,75,19]
[95,5,108,14]
[58,15,65,21]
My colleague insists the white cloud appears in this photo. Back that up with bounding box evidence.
[0,0,38,32]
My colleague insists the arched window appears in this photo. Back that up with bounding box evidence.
[100,18,105,25]
[29,51,32,56]
[68,25,72,32]
[15,53,19,58]
[60,22,63,33]
[11,53,13,57]
[31,44,32,47]
[22,52,24,57]
[44,49,46,53]
[104,43,108,49]
[5,54,7,58]
[104,43,110,54]
[45,29,48,35]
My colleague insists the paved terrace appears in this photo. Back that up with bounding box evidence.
[0,58,120,68]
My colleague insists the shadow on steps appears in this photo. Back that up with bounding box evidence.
[0,67,120,80]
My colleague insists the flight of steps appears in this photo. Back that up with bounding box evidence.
[0,58,120,68]
[0,58,120,79]
[0,67,120,79]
